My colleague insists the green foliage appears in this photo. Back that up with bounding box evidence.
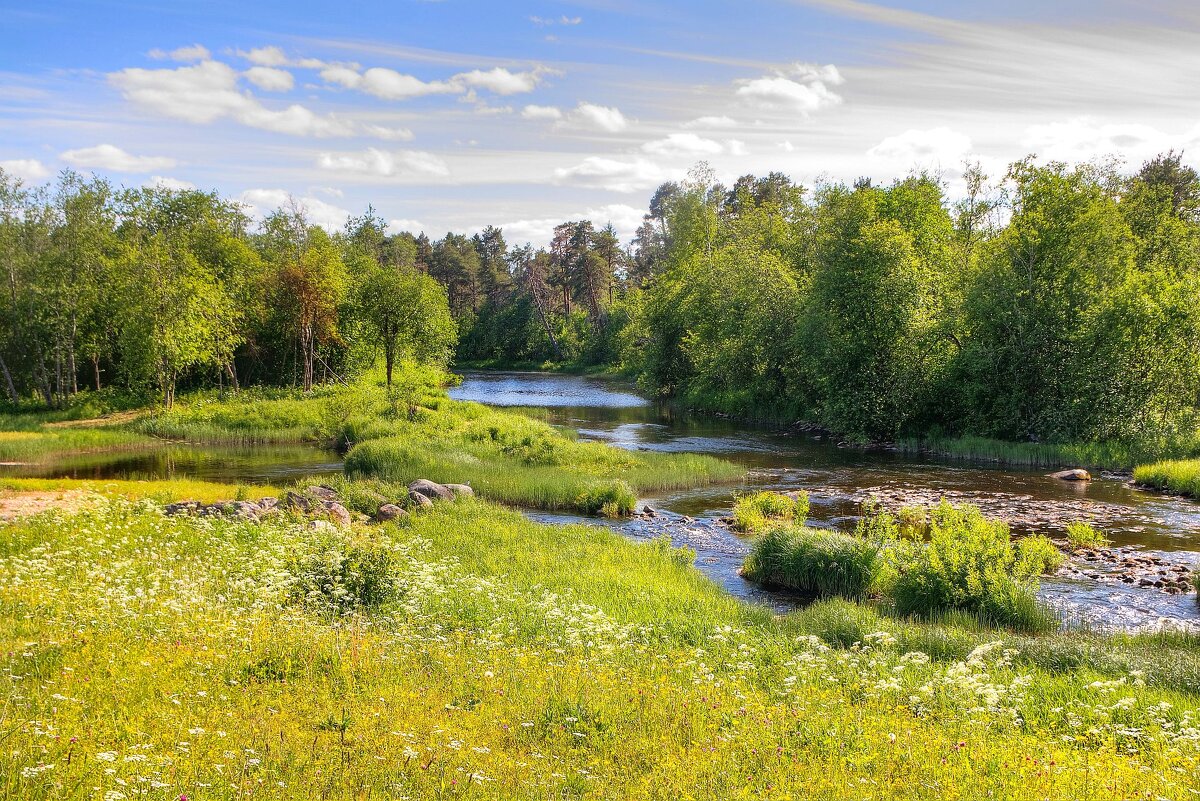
[1065,521,1111,551]
[1134,459,1200,497]
[1016,534,1066,574]
[289,537,403,614]
[741,524,882,597]
[885,504,1058,633]
[732,490,807,533]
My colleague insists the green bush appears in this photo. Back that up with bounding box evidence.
[577,480,637,517]
[887,503,1057,633]
[290,539,403,614]
[732,491,807,533]
[741,524,881,597]
[1066,521,1110,551]
[1016,534,1066,574]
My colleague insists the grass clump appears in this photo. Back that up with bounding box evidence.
[1066,521,1111,550]
[1134,459,1200,498]
[886,503,1059,633]
[904,435,1200,471]
[741,524,881,598]
[289,535,404,614]
[732,490,807,533]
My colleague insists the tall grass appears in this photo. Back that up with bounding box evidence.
[731,490,808,533]
[0,427,158,462]
[1133,459,1200,498]
[741,524,881,597]
[902,434,1200,471]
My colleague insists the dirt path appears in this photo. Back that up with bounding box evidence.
[44,410,144,429]
[0,490,92,521]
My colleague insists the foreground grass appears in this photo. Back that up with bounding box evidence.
[1133,459,1200,498]
[1,496,1199,799]
[0,476,281,503]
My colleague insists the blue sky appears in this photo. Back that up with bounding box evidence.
[3,0,1199,243]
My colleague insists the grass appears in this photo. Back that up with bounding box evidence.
[2,495,1200,798]
[0,427,158,462]
[731,490,807,533]
[1133,458,1200,497]
[0,476,281,503]
[741,524,881,597]
[1066,521,1111,550]
[902,434,1200,471]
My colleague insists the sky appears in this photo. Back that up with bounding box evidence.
[3,0,1200,245]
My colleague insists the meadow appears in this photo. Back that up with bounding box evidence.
[3,496,1200,799]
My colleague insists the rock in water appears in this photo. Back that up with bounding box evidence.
[1050,469,1091,481]
[376,503,408,522]
[444,483,474,498]
[408,479,456,502]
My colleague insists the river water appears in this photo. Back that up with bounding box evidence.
[449,371,1200,631]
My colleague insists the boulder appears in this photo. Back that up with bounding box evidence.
[443,483,474,498]
[224,501,262,521]
[408,479,455,502]
[283,491,312,512]
[1050,469,1091,482]
[407,490,434,509]
[163,501,202,516]
[321,501,352,527]
[257,497,279,510]
[376,503,408,522]
[307,485,341,503]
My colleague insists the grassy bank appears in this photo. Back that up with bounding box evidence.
[2,495,1199,799]
[1133,459,1200,497]
[899,434,1200,471]
[128,366,742,514]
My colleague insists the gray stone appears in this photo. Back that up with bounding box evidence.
[283,491,311,512]
[376,503,408,522]
[407,490,434,509]
[307,485,341,503]
[1050,469,1092,481]
[321,501,352,526]
[443,483,474,498]
[408,479,455,502]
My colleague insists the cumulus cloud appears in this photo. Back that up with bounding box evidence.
[1019,118,1197,164]
[244,66,294,92]
[149,44,211,62]
[320,64,550,99]
[61,144,176,173]
[684,115,738,129]
[554,156,667,192]
[736,62,843,114]
[145,175,196,191]
[237,46,324,69]
[316,147,450,178]
[501,203,644,246]
[559,102,629,133]
[387,218,425,234]
[109,60,355,137]
[0,158,50,182]
[522,104,563,121]
[642,133,725,157]
[237,188,351,231]
[867,126,974,162]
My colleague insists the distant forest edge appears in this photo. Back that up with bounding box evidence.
[2,152,1200,453]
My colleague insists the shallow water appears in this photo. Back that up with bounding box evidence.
[452,370,1200,631]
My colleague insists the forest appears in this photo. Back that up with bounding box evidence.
[3,152,1199,449]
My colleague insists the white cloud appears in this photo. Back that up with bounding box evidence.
[736,62,843,114]
[361,124,415,141]
[61,144,176,173]
[561,102,629,133]
[642,133,725,157]
[145,175,196,191]
[387,218,425,234]
[684,115,737,129]
[238,46,324,69]
[237,188,350,231]
[457,67,548,95]
[500,202,644,246]
[1019,118,1196,164]
[522,104,563,121]
[530,15,582,26]
[0,158,50,182]
[867,127,974,162]
[554,156,668,192]
[149,44,211,63]
[244,66,294,92]
[109,60,355,137]
[316,147,450,178]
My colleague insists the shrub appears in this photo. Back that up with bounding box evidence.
[1016,534,1066,574]
[733,491,807,533]
[577,480,637,517]
[290,539,403,614]
[741,524,881,597]
[888,503,1057,632]
[1066,521,1110,550]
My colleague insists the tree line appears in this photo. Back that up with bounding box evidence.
[4,152,1199,449]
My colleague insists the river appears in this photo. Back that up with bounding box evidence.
[449,370,1200,631]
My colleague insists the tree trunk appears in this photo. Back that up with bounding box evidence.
[225,361,240,391]
[385,346,395,387]
[0,353,17,403]
[92,355,101,391]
